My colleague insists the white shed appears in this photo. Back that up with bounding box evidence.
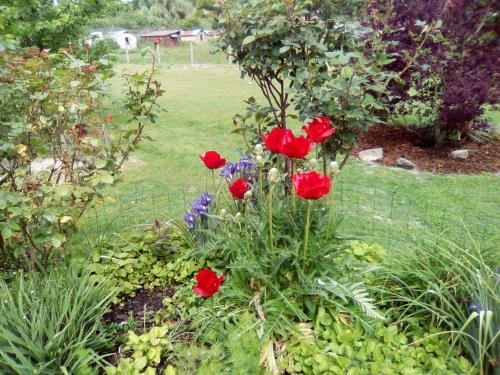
[109,31,137,49]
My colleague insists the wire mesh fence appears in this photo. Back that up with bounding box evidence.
[75,173,499,251]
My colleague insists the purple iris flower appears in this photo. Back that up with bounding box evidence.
[237,156,253,174]
[220,162,238,180]
[199,192,213,206]
[191,198,208,216]
[184,212,195,230]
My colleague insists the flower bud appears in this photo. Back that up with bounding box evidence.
[267,167,279,183]
[244,190,253,201]
[329,161,339,175]
[308,158,318,170]
[234,212,242,222]
[256,155,264,166]
[220,209,227,217]
[254,143,264,155]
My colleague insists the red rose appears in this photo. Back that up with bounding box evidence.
[292,171,331,200]
[228,178,249,199]
[200,151,226,169]
[280,131,315,159]
[262,127,291,153]
[302,116,334,143]
[193,269,224,297]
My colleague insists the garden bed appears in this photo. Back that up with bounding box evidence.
[354,125,500,174]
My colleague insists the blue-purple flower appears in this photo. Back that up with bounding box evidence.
[184,192,214,230]
[220,157,254,180]
[184,212,195,230]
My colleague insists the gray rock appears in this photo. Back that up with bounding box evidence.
[394,157,416,170]
[449,149,469,159]
[358,148,383,163]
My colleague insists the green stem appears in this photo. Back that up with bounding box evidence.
[327,175,336,236]
[268,184,273,251]
[211,170,216,191]
[291,159,296,215]
[258,166,263,211]
[303,200,312,265]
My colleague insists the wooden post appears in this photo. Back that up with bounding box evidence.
[190,41,194,65]
[156,43,161,65]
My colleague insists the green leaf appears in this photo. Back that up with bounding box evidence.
[134,356,147,370]
[95,159,107,169]
[1,227,13,239]
[242,35,256,46]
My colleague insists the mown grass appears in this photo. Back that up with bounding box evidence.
[77,64,500,249]
[116,40,229,65]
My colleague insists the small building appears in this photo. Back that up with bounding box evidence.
[108,30,137,49]
[140,30,182,48]
[181,29,204,44]
[203,30,219,40]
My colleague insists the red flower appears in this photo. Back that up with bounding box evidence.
[74,123,87,139]
[302,116,334,143]
[280,131,315,159]
[228,178,249,199]
[193,269,224,297]
[200,151,226,169]
[292,171,331,200]
[262,127,291,153]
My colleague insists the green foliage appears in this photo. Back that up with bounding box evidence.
[217,0,396,172]
[0,267,117,374]
[173,314,268,375]
[191,182,385,337]
[105,326,174,375]
[280,312,474,375]
[374,232,499,374]
[0,48,163,270]
[88,226,197,301]
[90,0,201,29]
[1,0,117,50]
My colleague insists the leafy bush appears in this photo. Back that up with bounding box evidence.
[88,226,197,301]
[0,267,117,374]
[0,48,163,270]
[374,232,499,374]
[216,0,395,174]
[105,326,174,375]
[370,0,499,145]
[279,309,473,374]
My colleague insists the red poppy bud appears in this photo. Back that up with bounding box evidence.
[292,171,331,200]
[280,131,315,159]
[262,127,291,153]
[200,151,226,169]
[193,269,224,297]
[228,178,249,200]
[302,116,334,143]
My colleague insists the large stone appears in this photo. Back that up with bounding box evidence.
[449,149,469,159]
[30,158,62,173]
[394,157,416,170]
[358,148,383,163]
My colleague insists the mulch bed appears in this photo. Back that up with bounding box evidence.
[353,125,500,174]
[104,287,174,326]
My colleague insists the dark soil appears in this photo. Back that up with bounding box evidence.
[353,125,500,174]
[103,287,174,326]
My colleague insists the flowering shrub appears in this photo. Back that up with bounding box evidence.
[0,48,163,270]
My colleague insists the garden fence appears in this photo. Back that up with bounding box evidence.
[75,175,499,252]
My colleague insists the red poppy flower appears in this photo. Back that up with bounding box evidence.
[228,178,249,200]
[193,269,224,297]
[292,171,331,200]
[262,127,291,153]
[302,116,334,143]
[280,131,315,159]
[200,151,226,169]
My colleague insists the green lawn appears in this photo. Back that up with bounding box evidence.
[116,40,229,65]
[77,63,500,249]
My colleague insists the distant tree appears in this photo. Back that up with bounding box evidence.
[1,0,116,50]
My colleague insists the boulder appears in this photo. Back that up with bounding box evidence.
[448,149,469,159]
[358,148,383,163]
[394,157,416,170]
